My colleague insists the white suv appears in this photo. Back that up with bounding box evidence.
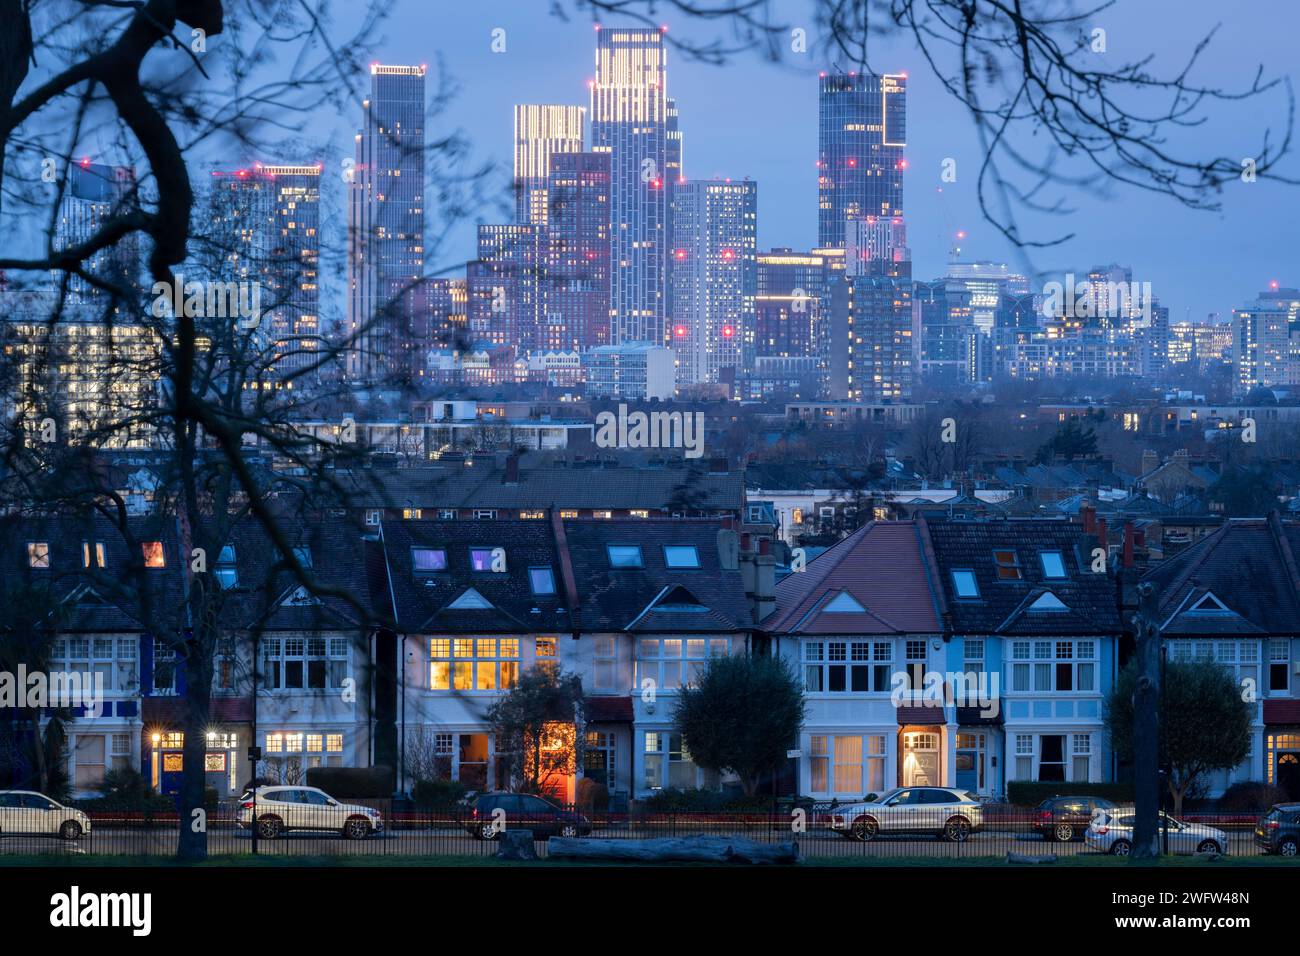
[828,787,984,842]
[0,790,92,840]
[238,786,383,840]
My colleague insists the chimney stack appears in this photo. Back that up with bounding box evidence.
[1122,521,1135,569]
[1081,503,1096,534]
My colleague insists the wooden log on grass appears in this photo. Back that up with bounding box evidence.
[547,834,798,864]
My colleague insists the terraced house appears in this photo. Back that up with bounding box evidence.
[767,516,1120,800]
[1143,514,1300,801]
[380,515,764,803]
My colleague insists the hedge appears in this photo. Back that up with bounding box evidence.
[1006,782,1134,806]
[305,765,394,798]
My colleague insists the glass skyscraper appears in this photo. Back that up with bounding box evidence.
[817,72,906,249]
[590,26,669,349]
[348,64,426,385]
[513,104,585,225]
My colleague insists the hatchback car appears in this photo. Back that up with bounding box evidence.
[1034,796,1116,842]
[1086,808,1226,856]
[1255,803,1300,856]
[828,787,984,842]
[466,792,591,841]
[0,790,91,840]
[237,785,383,839]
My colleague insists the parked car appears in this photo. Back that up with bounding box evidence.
[237,785,383,840]
[828,787,984,842]
[466,792,591,841]
[1085,808,1226,856]
[1034,796,1116,842]
[1255,803,1300,856]
[0,790,91,840]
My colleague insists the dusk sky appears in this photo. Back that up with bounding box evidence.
[303,1,1297,323]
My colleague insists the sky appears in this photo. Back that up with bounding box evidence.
[252,1,1300,324]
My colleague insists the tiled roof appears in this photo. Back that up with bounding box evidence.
[381,519,572,634]
[325,461,744,512]
[924,517,1120,635]
[563,519,752,633]
[764,521,942,635]
[1144,515,1300,634]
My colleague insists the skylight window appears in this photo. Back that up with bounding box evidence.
[27,542,49,569]
[529,567,556,595]
[412,548,447,572]
[952,570,980,599]
[607,545,643,569]
[470,548,504,572]
[993,550,1022,580]
[215,545,238,588]
[1040,551,1067,579]
[663,545,700,569]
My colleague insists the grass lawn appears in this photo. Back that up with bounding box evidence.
[0,853,1295,867]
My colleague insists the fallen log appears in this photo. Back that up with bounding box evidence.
[547,834,798,864]
[1007,852,1057,864]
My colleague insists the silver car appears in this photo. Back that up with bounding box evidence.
[1085,807,1227,856]
[238,786,383,840]
[0,790,92,840]
[829,787,984,842]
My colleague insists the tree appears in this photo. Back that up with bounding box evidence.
[1106,657,1252,817]
[1035,419,1098,462]
[673,654,804,797]
[488,667,585,798]
[1209,466,1280,517]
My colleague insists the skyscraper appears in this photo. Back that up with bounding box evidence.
[467,224,543,351]
[669,179,757,386]
[1234,286,1299,392]
[54,160,139,307]
[543,150,612,351]
[348,64,426,385]
[513,104,585,225]
[590,26,669,348]
[203,164,322,379]
[817,72,906,249]
[828,262,915,403]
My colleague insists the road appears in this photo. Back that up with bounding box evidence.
[0,825,1269,860]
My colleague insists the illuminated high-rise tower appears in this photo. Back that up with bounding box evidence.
[817,72,906,249]
[348,64,426,384]
[54,161,139,306]
[590,25,669,348]
[513,104,585,225]
[669,179,757,386]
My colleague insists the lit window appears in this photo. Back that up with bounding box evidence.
[529,567,556,595]
[607,545,643,568]
[142,541,166,568]
[403,508,422,520]
[470,548,503,572]
[1040,551,1068,579]
[519,510,545,519]
[412,548,447,572]
[428,637,519,691]
[365,510,381,526]
[559,510,580,519]
[663,545,700,569]
[215,545,238,588]
[992,550,1021,580]
[951,570,980,598]
[82,541,106,569]
[27,542,50,568]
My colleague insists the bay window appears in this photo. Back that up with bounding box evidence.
[1009,639,1096,692]
[803,640,893,693]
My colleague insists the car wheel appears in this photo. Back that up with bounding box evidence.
[943,817,971,842]
[1196,839,1222,855]
[342,817,371,840]
[851,817,878,842]
[478,822,499,841]
[1110,839,1132,857]
[257,816,283,840]
[1278,837,1297,857]
[59,821,83,841]
[1053,823,1075,842]
[559,823,579,838]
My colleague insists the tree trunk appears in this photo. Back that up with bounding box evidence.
[177,623,214,861]
[1131,583,1162,859]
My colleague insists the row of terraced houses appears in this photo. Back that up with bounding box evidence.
[4,507,1300,805]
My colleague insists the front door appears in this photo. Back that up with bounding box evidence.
[902,731,939,786]
[956,732,985,792]
[1278,753,1300,802]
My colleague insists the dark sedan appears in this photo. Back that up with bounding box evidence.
[467,792,592,841]
[1255,803,1300,856]
[1034,796,1116,842]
